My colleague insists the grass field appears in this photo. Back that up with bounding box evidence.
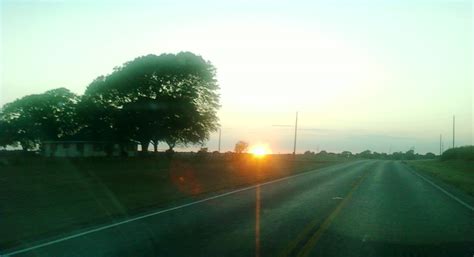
[407,159,474,196]
[0,154,352,249]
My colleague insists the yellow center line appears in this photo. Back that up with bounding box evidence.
[276,211,323,257]
[295,171,370,257]
[277,171,370,257]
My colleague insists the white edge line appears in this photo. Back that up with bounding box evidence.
[406,164,474,212]
[2,161,355,256]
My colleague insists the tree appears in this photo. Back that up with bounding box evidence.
[75,89,119,142]
[0,88,79,150]
[0,120,17,148]
[341,151,352,158]
[391,151,403,160]
[372,151,382,159]
[405,149,415,160]
[440,146,474,161]
[82,52,220,151]
[358,150,372,159]
[316,150,328,157]
[234,141,249,153]
[424,152,436,159]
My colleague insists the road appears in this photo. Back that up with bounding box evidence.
[3,160,474,257]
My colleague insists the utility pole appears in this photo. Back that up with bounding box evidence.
[439,134,442,156]
[293,112,298,155]
[441,138,444,154]
[218,128,221,152]
[452,115,455,148]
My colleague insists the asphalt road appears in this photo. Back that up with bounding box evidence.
[3,160,474,257]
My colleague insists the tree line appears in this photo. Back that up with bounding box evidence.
[304,149,438,160]
[0,52,220,153]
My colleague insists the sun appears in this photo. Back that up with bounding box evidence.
[249,144,270,158]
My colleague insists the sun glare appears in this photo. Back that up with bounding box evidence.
[249,145,270,158]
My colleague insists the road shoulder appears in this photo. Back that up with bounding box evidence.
[402,161,474,211]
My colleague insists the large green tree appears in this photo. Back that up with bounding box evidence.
[0,120,18,148]
[0,88,79,150]
[81,52,220,151]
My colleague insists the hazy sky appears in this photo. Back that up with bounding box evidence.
[1,0,472,154]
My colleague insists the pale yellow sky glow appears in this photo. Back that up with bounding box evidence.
[1,0,472,154]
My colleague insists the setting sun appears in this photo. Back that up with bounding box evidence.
[249,144,271,158]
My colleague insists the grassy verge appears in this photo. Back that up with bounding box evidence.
[406,159,474,197]
[0,154,352,249]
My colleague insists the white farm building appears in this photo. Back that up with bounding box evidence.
[42,141,138,157]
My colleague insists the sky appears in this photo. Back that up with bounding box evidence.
[1,0,472,154]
